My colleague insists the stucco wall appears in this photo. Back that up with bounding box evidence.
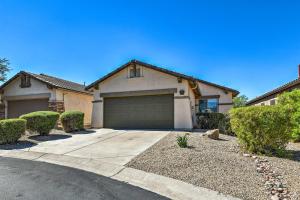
[2,77,54,99]
[91,64,194,129]
[1,76,93,125]
[56,89,93,125]
[174,97,193,129]
[197,82,233,113]
[1,77,53,119]
[96,65,189,96]
[254,98,277,106]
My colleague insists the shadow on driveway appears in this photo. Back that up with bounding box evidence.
[28,134,72,142]
[0,141,37,150]
[71,129,97,135]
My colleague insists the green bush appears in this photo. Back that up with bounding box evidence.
[0,119,26,144]
[20,111,59,136]
[277,90,300,142]
[177,133,189,148]
[60,111,84,133]
[230,106,292,155]
[196,113,234,135]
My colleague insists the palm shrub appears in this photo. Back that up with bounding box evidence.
[60,111,84,133]
[230,106,292,155]
[277,89,300,142]
[0,119,26,144]
[177,133,189,148]
[20,111,60,136]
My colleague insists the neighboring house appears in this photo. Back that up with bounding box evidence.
[86,60,239,130]
[0,71,93,125]
[247,65,300,106]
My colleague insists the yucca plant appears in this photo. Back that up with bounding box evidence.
[177,133,189,148]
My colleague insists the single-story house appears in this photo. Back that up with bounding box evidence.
[86,60,239,130]
[0,71,93,125]
[247,65,300,106]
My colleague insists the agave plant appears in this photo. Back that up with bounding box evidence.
[177,133,189,148]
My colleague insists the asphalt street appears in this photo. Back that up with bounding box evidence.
[0,157,169,200]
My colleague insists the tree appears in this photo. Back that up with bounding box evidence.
[233,95,248,108]
[0,58,10,82]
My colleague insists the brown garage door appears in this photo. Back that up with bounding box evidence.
[7,99,49,118]
[104,94,174,129]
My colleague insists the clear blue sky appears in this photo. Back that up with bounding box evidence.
[1,0,299,99]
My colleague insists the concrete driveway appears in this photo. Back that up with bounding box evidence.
[23,129,169,165]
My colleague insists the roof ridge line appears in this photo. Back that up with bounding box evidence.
[85,59,239,96]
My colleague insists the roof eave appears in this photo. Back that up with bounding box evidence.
[0,71,91,95]
[246,78,300,105]
[85,60,239,97]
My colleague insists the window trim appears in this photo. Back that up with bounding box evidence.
[20,74,31,88]
[129,66,142,78]
[198,97,219,113]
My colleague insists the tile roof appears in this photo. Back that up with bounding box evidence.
[0,71,91,95]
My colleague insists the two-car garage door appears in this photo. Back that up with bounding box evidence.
[7,99,49,118]
[104,94,174,129]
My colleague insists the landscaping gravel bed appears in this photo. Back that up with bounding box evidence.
[127,133,299,200]
[265,143,300,200]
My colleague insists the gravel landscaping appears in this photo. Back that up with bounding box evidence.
[265,143,300,200]
[126,133,300,200]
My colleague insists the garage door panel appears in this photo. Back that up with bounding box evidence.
[8,99,49,118]
[104,94,174,129]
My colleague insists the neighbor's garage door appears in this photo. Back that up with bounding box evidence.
[104,94,174,129]
[7,99,49,118]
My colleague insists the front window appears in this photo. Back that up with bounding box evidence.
[199,98,218,113]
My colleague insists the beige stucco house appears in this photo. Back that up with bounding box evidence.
[86,60,239,130]
[0,71,93,125]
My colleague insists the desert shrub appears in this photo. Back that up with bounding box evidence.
[230,106,292,155]
[60,111,84,133]
[277,89,300,142]
[20,111,59,136]
[0,119,26,144]
[196,113,234,135]
[177,133,189,148]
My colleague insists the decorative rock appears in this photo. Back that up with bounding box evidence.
[271,195,279,200]
[243,153,251,157]
[257,167,263,173]
[271,190,276,195]
[253,157,291,200]
[277,188,284,193]
[206,129,219,140]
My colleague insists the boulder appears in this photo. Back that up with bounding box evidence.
[206,129,219,140]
